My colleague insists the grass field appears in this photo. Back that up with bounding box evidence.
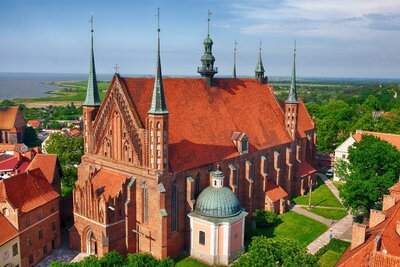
[317,238,350,267]
[301,207,348,220]
[245,210,328,248]
[292,176,343,208]
[13,80,110,104]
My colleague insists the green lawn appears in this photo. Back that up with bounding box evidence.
[301,207,348,220]
[175,256,225,267]
[317,239,350,267]
[245,211,328,248]
[292,176,343,208]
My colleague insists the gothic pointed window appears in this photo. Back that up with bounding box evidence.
[142,182,148,223]
[195,174,201,198]
[171,180,178,232]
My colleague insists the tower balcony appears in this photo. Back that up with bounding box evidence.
[197,67,218,77]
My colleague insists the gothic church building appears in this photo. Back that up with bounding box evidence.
[69,16,317,259]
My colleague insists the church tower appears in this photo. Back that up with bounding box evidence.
[147,9,169,172]
[284,43,299,140]
[83,15,101,154]
[198,11,218,86]
[255,42,267,84]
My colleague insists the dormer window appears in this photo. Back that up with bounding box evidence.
[231,132,249,155]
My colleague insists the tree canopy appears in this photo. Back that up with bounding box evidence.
[233,236,318,267]
[339,135,400,214]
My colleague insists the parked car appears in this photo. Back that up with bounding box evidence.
[326,168,334,177]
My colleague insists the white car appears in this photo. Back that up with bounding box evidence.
[326,169,334,177]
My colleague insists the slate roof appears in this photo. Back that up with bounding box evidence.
[121,77,306,172]
[352,131,400,150]
[0,168,59,213]
[0,213,18,246]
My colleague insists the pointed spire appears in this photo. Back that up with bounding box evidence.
[84,14,101,107]
[198,10,217,86]
[233,41,237,78]
[148,8,168,115]
[286,41,298,104]
[255,40,265,73]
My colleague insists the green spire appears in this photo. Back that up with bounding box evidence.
[286,42,298,104]
[233,41,237,78]
[84,15,101,107]
[255,41,265,74]
[148,8,168,115]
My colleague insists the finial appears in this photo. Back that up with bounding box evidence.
[207,10,212,36]
[89,14,94,33]
[114,64,119,74]
[157,7,161,35]
[259,39,262,51]
[233,40,237,78]
[234,40,237,52]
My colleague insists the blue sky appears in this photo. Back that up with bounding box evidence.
[0,0,399,78]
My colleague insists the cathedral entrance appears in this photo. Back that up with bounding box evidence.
[86,230,97,255]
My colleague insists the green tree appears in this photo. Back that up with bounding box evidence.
[252,209,277,228]
[101,251,125,267]
[45,133,84,196]
[316,118,339,152]
[24,126,40,147]
[363,95,381,111]
[233,236,318,267]
[341,135,400,214]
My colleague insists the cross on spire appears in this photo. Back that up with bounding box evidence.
[89,14,94,33]
[157,7,161,35]
[207,10,212,36]
[114,64,119,74]
[84,14,100,106]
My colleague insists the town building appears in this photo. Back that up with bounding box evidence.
[0,168,61,267]
[0,213,20,267]
[336,181,400,266]
[333,130,400,181]
[27,120,41,129]
[69,16,317,260]
[0,106,26,144]
[27,154,62,194]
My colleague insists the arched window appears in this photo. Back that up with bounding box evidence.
[2,208,9,216]
[195,174,201,198]
[171,180,178,232]
[142,182,148,223]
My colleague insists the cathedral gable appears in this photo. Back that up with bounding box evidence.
[92,75,144,164]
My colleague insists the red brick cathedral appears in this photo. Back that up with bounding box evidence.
[69,16,317,259]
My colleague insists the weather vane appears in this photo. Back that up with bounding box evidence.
[114,64,119,74]
[208,10,212,35]
[89,14,94,33]
[259,39,262,51]
[234,40,237,52]
[157,7,160,33]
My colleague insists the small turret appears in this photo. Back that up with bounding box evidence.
[255,41,267,84]
[197,10,218,86]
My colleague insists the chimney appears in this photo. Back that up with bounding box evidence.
[369,209,386,228]
[397,221,400,236]
[351,223,367,250]
[382,195,396,211]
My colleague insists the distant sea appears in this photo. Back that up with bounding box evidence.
[0,73,113,100]
[0,72,398,101]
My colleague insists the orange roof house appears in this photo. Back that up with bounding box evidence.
[27,154,62,194]
[27,120,41,129]
[352,130,400,150]
[337,181,400,266]
[0,213,18,246]
[0,106,26,144]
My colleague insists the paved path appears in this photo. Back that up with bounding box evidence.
[292,205,332,226]
[36,247,81,266]
[296,204,347,210]
[307,214,353,254]
[319,173,343,204]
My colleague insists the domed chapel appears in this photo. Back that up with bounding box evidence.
[69,11,317,262]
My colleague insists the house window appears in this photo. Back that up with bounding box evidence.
[12,243,18,256]
[26,215,31,226]
[142,182,148,223]
[342,154,346,159]
[38,209,43,220]
[38,230,43,240]
[43,245,48,254]
[171,180,178,232]
[29,255,34,264]
[2,207,9,216]
[199,231,205,245]
[52,221,56,231]
[26,236,32,246]
[242,139,248,153]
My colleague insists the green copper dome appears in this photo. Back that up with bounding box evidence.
[204,35,213,45]
[195,186,242,218]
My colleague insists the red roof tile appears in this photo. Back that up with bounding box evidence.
[0,168,59,213]
[266,181,288,202]
[353,131,400,150]
[297,100,314,138]
[121,77,293,172]
[91,169,128,200]
[0,213,18,246]
[27,154,58,184]
[299,161,317,177]
[27,120,40,128]
[0,156,20,171]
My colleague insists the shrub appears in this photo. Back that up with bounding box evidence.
[252,209,277,228]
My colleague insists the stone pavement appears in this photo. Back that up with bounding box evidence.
[36,247,81,266]
[292,205,332,226]
[319,173,343,204]
[296,204,347,210]
[307,214,353,254]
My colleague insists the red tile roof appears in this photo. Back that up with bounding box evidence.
[91,169,128,200]
[27,154,58,184]
[297,100,314,138]
[121,77,294,172]
[0,168,59,213]
[0,213,18,246]
[266,181,288,202]
[0,106,19,130]
[353,131,400,150]
[337,197,400,266]
[0,156,20,171]
[299,161,317,177]
[27,120,40,128]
